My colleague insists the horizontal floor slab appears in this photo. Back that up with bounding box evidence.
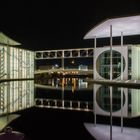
[84,123,140,140]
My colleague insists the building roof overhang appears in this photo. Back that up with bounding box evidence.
[0,32,21,46]
[84,15,140,39]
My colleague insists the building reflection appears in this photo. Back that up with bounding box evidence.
[0,81,34,115]
[35,79,140,118]
[0,33,34,117]
[35,77,88,90]
[94,85,140,118]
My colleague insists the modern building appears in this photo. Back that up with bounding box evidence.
[84,15,140,118]
[34,15,140,118]
[0,32,34,115]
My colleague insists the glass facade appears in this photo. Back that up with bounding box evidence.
[0,44,34,115]
[0,81,34,114]
[96,50,125,79]
[0,46,34,79]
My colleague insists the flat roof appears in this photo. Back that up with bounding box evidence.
[84,15,140,39]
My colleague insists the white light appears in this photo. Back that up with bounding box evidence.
[84,123,140,140]
[84,15,140,39]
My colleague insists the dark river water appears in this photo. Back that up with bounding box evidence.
[1,79,140,140]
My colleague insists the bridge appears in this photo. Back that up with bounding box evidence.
[35,68,93,75]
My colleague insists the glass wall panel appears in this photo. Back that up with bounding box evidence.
[96,50,125,79]
[0,44,34,115]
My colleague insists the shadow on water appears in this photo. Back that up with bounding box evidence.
[7,106,140,140]
[8,107,96,140]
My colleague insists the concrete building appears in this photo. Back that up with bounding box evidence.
[84,15,140,118]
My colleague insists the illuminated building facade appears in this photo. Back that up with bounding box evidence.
[84,15,140,118]
[35,46,140,117]
[34,15,140,118]
[0,33,34,115]
[92,45,140,117]
[94,45,140,80]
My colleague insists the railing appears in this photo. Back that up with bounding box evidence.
[35,98,93,112]
[35,48,94,59]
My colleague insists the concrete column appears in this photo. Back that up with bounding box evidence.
[110,25,113,80]
[110,25,113,140]
[110,86,113,140]
[121,32,123,80]
[121,32,124,133]
[93,37,97,126]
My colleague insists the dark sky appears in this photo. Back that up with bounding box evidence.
[1,0,140,51]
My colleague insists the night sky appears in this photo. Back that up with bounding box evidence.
[1,0,140,51]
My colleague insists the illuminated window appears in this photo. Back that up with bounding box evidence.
[96,50,125,79]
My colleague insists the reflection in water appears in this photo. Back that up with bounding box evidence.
[35,77,93,111]
[96,86,125,112]
[0,126,25,140]
[130,88,140,117]
[36,77,89,90]
[35,78,140,118]
[0,81,34,116]
[0,76,137,119]
[0,79,139,118]
[94,85,140,118]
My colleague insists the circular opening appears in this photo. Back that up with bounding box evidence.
[96,50,125,79]
[96,86,125,112]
